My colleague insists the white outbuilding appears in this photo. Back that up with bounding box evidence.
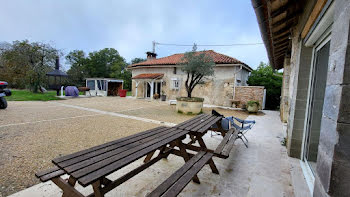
[85,78,123,96]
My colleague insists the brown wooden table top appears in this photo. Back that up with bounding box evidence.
[173,114,222,134]
[52,126,189,187]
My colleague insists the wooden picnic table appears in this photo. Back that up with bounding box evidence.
[36,113,238,197]
[172,113,238,159]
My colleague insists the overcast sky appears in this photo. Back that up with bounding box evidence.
[0,0,268,69]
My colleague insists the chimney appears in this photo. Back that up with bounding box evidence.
[55,56,60,70]
[146,51,157,60]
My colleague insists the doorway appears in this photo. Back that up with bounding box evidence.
[303,38,330,174]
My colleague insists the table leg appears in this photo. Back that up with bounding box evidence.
[197,136,220,174]
[189,134,196,144]
[92,180,104,197]
[144,151,155,163]
[51,176,84,197]
[176,139,200,183]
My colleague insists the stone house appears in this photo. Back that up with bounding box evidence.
[128,50,258,106]
[252,0,350,196]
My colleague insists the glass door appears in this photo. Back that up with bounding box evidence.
[303,39,330,174]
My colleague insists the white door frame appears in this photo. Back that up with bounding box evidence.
[300,28,332,195]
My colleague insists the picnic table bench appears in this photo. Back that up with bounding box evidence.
[36,113,239,197]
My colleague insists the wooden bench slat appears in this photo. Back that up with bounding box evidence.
[177,114,209,130]
[35,166,61,178]
[221,129,239,156]
[78,129,189,187]
[162,153,213,197]
[58,127,170,168]
[53,126,167,164]
[214,129,234,155]
[197,117,222,133]
[39,169,65,182]
[183,115,214,131]
[147,151,206,197]
[64,128,179,174]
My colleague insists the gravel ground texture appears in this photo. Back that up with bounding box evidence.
[0,97,251,196]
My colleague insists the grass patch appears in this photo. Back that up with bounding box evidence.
[127,91,132,96]
[6,90,63,101]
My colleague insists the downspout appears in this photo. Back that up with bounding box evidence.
[233,65,243,100]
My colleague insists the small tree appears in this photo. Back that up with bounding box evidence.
[178,47,215,98]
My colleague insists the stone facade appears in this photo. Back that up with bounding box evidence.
[280,58,291,122]
[274,1,350,196]
[130,65,251,106]
[313,1,350,196]
[234,86,264,109]
[253,0,350,196]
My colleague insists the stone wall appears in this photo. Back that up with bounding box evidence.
[280,58,291,123]
[234,86,264,109]
[313,1,350,196]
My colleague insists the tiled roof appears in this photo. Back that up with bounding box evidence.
[132,73,164,79]
[129,50,252,70]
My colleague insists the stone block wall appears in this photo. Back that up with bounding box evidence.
[313,1,350,196]
[234,86,264,109]
[280,58,291,123]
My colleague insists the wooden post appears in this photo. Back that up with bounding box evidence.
[150,80,154,100]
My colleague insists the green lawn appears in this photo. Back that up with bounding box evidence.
[127,91,132,96]
[6,90,63,101]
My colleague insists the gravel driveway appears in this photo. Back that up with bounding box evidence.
[0,97,248,196]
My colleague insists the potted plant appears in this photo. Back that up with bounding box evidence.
[161,90,166,101]
[247,100,260,113]
[175,45,215,115]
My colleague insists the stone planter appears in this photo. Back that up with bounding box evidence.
[247,103,259,113]
[176,97,204,115]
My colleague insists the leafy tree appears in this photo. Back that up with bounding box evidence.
[0,40,58,92]
[178,48,215,98]
[247,62,283,109]
[65,48,132,90]
[85,48,125,78]
[66,50,87,87]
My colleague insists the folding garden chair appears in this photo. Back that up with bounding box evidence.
[210,110,255,148]
[227,116,255,148]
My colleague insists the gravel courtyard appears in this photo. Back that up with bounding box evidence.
[0,97,249,196]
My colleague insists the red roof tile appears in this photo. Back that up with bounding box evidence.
[132,73,164,79]
[129,50,251,70]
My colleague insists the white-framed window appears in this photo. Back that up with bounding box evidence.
[171,78,180,90]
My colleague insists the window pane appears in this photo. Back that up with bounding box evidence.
[87,80,95,90]
[305,41,330,174]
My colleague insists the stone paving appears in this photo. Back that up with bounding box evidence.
[2,97,311,197]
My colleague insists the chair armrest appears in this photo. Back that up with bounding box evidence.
[233,117,255,124]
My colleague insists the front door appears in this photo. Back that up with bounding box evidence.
[303,39,330,174]
[86,80,96,96]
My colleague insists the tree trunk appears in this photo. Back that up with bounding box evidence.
[187,90,192,98]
